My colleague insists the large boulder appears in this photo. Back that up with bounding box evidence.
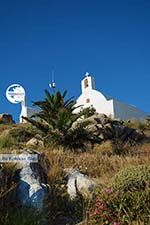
[0,114,15,124]
[80,114,145,143]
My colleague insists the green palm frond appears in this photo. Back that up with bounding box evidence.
[62,90,67,98]
[22,116,49,133]
[23,89,98,149]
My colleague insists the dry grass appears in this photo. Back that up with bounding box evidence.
[0,124,17,134]
[44,143,150,187]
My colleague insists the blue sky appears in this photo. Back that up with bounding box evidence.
[0,0,150,122]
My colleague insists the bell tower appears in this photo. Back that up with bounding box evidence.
[81,72,95,94]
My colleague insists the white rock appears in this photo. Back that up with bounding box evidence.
[26,137,44,147]
[65,169,95,199]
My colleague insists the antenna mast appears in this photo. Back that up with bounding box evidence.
[49,70,56,93]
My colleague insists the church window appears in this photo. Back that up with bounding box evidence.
[84,78,89,88]
[86,98,90,103]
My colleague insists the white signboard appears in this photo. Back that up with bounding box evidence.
[6,84,25,104]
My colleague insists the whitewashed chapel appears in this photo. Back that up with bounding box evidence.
[74,73,147,120]
[19,73,147,122]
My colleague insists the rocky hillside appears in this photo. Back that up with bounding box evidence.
[0,114,150,225]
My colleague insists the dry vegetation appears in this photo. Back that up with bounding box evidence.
[44,142,150,185]
[0,120,150,225]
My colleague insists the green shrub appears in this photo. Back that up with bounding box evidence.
[111,165,150,192]
[8,125,39,143]
[0,124,15,133]
[80,106,96,118]
[0,123,42,149]
[89,165,150,224]
[109,166,150,223]
[0,135,16,148]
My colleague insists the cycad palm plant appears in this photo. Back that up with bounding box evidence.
[23,90,96,149]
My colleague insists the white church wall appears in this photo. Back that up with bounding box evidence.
[75,89,114,117]
[75,74,114,117]
[113,99,147,120]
